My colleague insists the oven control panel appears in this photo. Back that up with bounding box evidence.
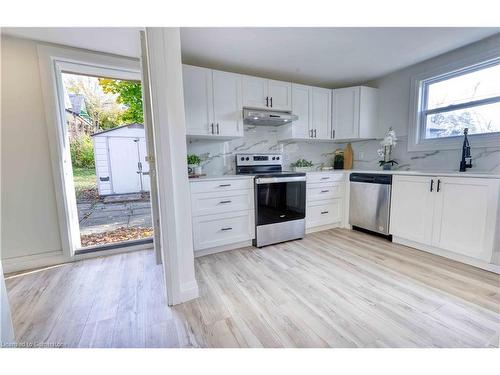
[236,154,283,166]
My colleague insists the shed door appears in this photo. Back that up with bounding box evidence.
[108,137,141,194]
[138,138,151,192]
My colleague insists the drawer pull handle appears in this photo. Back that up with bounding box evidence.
[221,227,232,231]
[321,211,329,214]
[219,184,231,187]
[321,190,329,193]
[320,177,330,180]
[219,200,232,204]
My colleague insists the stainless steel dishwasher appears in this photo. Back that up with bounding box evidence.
[349,173,392,236]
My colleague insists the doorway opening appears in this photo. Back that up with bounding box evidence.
[61,72,153,251]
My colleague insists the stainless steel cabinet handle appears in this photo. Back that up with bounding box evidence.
[430,179,434,192]
[321,211,329,214]
[270,97,273,108]
[210,123,214,134]
[314,129,317,138]
[310,129,313,138]
[320,177,330,180]
[221,227,232,231]
[437,179,441,192]
[216,123,219,134]
[219,184,231,187]
[219,200,232,204]
[332,129,335,139]
[321,190,329,193]
[266,96,269,107]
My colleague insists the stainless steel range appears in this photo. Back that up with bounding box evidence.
[236,154,306,247]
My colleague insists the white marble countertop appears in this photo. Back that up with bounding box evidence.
[346,169,500,179]
[189,175,255,182]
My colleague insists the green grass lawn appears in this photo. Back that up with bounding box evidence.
[73,167,97,199]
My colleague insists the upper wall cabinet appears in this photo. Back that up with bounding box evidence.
[277,84,333,141]
[332,86,379,141]
[183,65,243,139]
[242,76,292,111]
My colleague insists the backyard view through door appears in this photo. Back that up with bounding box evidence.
[62,72,153,248]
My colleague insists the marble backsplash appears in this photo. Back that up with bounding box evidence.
[186,125,500,176]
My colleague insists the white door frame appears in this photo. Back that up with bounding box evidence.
[37,44,142,257]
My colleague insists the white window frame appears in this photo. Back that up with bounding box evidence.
[408,46,500,152]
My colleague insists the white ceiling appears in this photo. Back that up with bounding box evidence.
[1,27,143,58]
[180,28,500,86]
[2,27,499,86]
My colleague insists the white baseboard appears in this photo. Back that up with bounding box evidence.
[2,250,68,274]
[3,242,154,274]
[393,236,500,274]
[194,240,253,258]
[178,280,200,304]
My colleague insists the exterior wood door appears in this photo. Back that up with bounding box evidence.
[138,138,151,192]
[108,137,142,194]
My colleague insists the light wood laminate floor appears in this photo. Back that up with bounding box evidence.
[5,229,500,348]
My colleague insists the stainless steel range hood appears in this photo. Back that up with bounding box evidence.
[243,108,298,126]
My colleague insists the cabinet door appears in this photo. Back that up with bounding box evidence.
[431,177,497,262]
[333,87,360,140]
[212,70,243,137]
[390,175,435,244]
[182,65,214,135]
[291,84,311,139]
[268,79,292,111]
[242,75,268,109]
[311,87,332,139]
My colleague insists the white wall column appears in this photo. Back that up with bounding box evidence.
[144,27,198,305]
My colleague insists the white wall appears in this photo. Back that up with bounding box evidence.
[374,33,500,138]
[1,36,62,261]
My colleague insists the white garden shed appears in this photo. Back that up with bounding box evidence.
[91,123,150,196]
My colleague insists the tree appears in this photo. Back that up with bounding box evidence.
[63,74,124,131]
[99,79,143,124]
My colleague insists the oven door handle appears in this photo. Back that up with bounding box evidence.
[255,176,306,184]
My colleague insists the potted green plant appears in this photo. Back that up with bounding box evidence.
[290,158,314,172]
[187,154,202,175]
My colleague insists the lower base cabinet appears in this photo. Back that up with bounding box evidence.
[306,172,346,231]
[390,175,500,265]
[192,210,255,251]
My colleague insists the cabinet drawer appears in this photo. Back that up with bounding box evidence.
[191,189,254,216]
[307,183,344,201]
[190,178,253,194]
[306,199,343,228]
[192,210,255,251]
[307,173,345,184]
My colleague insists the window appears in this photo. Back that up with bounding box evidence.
[419,59,500,140]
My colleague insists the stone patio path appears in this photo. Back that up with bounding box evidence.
[77,196,152,236]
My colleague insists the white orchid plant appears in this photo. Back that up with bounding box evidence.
[377,127,398,168]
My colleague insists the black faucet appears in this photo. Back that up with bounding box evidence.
[459,128,472,172]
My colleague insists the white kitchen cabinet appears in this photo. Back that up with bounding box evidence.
[277,84,333,141]
[311,87,332,139]
[431,177,498,262]
[183,65,213,136]
[183,65,243,139]
[390,175,500,264]
[267,79,292,111]
[390,175,435,245]
[212,70,243,137]
[242,75,291,111]
[190,177,255,255]
[333,86,379,141]
[306,172,346,231]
